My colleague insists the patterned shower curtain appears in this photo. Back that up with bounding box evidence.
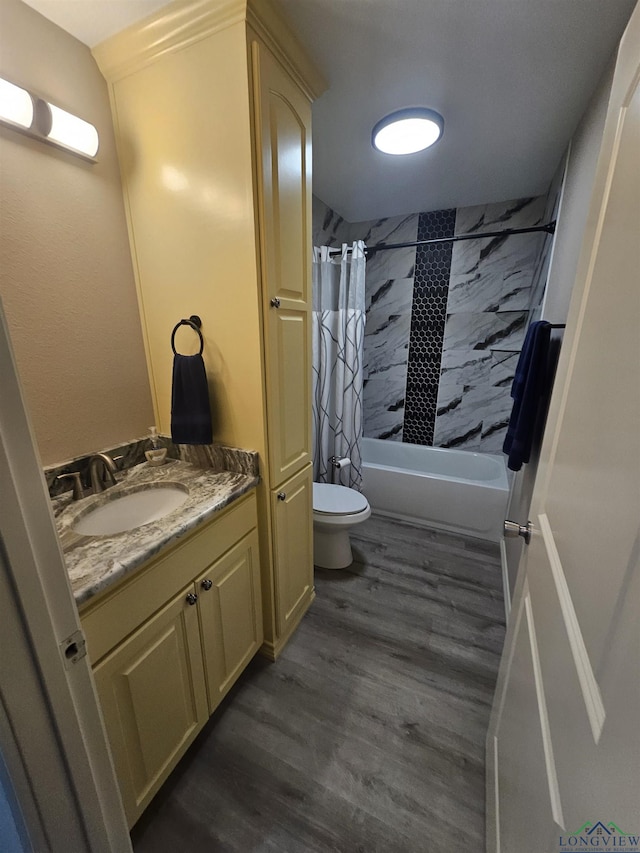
[312,241,366,489]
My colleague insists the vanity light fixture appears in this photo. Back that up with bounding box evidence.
[372,107,444,155]
[0,76,98,161]
[41,101,99,158]
[0,77,33,129]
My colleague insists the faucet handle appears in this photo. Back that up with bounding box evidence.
[57,471,84,501]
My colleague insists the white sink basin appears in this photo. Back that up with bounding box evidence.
[72,484,189,536]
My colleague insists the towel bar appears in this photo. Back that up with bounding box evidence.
[171,315,203,355]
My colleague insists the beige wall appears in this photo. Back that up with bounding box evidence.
[0,0,153,466]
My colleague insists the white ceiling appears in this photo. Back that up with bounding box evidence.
[21,0,172,47]
[21,0,636,221]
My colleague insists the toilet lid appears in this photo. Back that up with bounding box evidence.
[313,482,369,515]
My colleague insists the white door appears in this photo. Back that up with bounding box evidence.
[487,5,640,851]
[0,297,132,852]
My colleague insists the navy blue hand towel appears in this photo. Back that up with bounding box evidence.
[503,321,551,471]
[171,354,213,445]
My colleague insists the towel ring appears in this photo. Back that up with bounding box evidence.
[171,315,204,356]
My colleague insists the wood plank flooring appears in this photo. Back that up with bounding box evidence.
[131,514,505,853]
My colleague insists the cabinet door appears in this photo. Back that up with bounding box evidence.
[252,40,312,486]
[271,464,314,636]
[197,530,263,713]
[92,587,208,827]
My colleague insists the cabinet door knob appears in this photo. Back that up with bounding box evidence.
[270,297,281,309]
[277,492,286,501]
[185,592,198,606]
[201,579,213,591]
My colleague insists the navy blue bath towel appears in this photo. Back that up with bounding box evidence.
[503,320,551,471]
[171,354,213,445]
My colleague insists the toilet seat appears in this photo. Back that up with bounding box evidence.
[313,482,369,516]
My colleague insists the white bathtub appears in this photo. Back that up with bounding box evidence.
[361,437,510,542]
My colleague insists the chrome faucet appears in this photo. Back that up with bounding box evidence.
[89,452,118,494]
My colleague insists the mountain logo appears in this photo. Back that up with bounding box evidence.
[559,820,640,850]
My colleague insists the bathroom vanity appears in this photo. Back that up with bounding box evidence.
[56,459,261,827]
[53,0,326,815]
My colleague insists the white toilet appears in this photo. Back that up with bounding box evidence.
[312,482,371,569]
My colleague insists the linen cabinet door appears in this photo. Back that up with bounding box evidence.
[251,39,312,486]
[271,464,314,636]
[92,587,208,828]
[197,530,263,713]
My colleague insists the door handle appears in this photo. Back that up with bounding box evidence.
[504,519,532,545]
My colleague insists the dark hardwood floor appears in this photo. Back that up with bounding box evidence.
[131,514,505,852]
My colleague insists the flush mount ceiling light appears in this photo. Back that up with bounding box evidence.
[0,76,98,161]
[372,107,444,155]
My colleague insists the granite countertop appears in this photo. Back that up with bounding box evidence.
[54,459,259,607]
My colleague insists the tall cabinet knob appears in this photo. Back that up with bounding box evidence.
[201,579,213,591]
[185,592,198,606]
[270,297,281,308]
[277,492,286,501]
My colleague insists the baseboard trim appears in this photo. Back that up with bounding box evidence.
[259,587,316,661]
[369,508,501,544]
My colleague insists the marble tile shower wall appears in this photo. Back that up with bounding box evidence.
[434,195,547,451]
[312,195,353,248]
[357,212,420,442]
[312,192,554,454]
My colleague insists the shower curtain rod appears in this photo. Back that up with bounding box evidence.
[328,221,556,255]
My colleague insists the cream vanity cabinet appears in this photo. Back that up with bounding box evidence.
[270,465,313,636]
[93,0,324,662]
[253,39,312,484]
[251,32,315,646]
[80,493,262,827]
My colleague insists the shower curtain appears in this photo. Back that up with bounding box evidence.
[312,241,366,489]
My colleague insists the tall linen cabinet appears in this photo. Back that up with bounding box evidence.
[93,0,325,659]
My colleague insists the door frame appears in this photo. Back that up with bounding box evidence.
[0,298,131,852]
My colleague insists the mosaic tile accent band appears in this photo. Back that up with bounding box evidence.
[403,209,456,445]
